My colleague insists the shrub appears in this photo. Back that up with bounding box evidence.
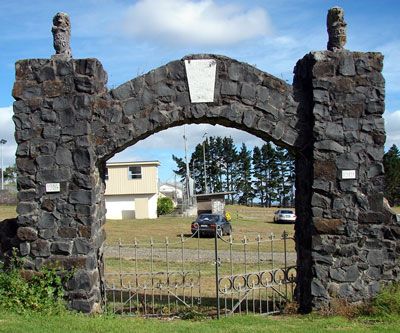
[0,254,67,314]
[370,283,400,317]
[157,197,174,216]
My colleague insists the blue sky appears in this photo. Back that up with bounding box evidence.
[0,0,399,182]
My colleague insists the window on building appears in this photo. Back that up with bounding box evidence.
[128,166,142,179]
[105,168,109,181]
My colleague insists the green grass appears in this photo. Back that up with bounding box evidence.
[0,310,399,333]
[0,204,16,220]
[393,206,400,214]
[105,205,295,252]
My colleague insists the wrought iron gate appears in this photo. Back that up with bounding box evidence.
[104,228,296,318]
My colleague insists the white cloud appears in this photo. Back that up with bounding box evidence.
[384,110,400,149]
[0,106,16,167]
[110,123,265,181]
[121,0,272,46]
[380,41,400,94]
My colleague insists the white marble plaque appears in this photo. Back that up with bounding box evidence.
[184,59,217,103]
[341,170,356,179]
[46,182,60,193]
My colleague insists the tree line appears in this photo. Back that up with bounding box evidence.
[383,144,400,206]
[172,136,295,207]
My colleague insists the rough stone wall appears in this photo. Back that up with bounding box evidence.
[10,55,303,312]
[95,54,300,162]
[12,58,108,312]
[7,52,398,313]
[294,51,399,311]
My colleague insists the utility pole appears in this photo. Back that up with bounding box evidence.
[202,133,208,194]
[0,139,6,190]
[183,126,191,208]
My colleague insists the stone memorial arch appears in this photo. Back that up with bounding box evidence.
[3,8,399,313]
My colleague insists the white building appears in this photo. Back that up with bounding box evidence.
[104,161,160,219]
[159,183,183,207]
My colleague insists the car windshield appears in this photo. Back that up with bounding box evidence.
[279,210,294,214]
[197,214,219,223]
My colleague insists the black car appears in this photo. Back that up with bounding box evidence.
[191,214,232,237]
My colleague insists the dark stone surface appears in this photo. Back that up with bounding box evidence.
[8,50,394,314]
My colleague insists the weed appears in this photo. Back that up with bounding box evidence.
[370,282,400,317]
[0,250,68,314]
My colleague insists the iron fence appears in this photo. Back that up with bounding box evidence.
[104,228,296,318]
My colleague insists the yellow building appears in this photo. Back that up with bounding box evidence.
[104,161,160,219]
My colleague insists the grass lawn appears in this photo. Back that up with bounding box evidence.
[0,204,16,220]
[0,310,399,333]
[393,206,400,214]
[104,205,295,251]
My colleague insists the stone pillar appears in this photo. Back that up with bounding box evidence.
[12,58,108,312]
[294,50,399,310]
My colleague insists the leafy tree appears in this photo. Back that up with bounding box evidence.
[157,197,174,215]
[3,165,17,182]
[383,145,400,206]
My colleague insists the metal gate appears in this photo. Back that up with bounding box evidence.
[103,227,296,318]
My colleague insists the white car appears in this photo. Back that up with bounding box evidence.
[273,209,296,224]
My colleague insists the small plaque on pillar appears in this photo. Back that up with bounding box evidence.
[341,170,356,180]
[46,183,60,193]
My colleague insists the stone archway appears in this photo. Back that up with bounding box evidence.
[6,9,399,314]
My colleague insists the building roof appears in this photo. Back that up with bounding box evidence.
[106,161,160,167]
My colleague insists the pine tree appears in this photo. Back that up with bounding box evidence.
[236,143,253,205]
[275,146,295,207]
[383,145,400,206]
[221,137,237,203]
[172,154,186,183]
[252,146,266,206]
[261,143,279,207]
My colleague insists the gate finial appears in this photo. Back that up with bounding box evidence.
[51,12,72,60]
[327,6,347,51]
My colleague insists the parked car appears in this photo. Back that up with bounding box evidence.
[273,209,296,224]
[191,213,232,237]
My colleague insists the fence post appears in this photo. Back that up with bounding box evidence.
[214,225,221,319]
[282,231,288,299]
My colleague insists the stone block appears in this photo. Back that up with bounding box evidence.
[17,227,38,241]
[311,193,331,209]
[314,140,344,153]
[17,189,37,201]
[358,211,385,224]
[240,83,256,101]
[313,218,343,234]
[73,148,95,172]
[311,279,328,298]
[339,55,356,76]
[314,160,336,181]
[35,155,55,169]
[42,126,61,139]
[58,227,78,239]
[31,239,51,257]
[16,202,37,215]
[220,81,237,96]
[20,242,30,256]
[41,109,57,122]
[51,240,73,255]
[367,250,383,266]
[111,81,134,100]
[69,190,95,205]
[73,238,93,255]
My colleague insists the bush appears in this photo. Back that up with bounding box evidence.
[370,283,400,317]
[0,254,67,314]
[157,197,174,216]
